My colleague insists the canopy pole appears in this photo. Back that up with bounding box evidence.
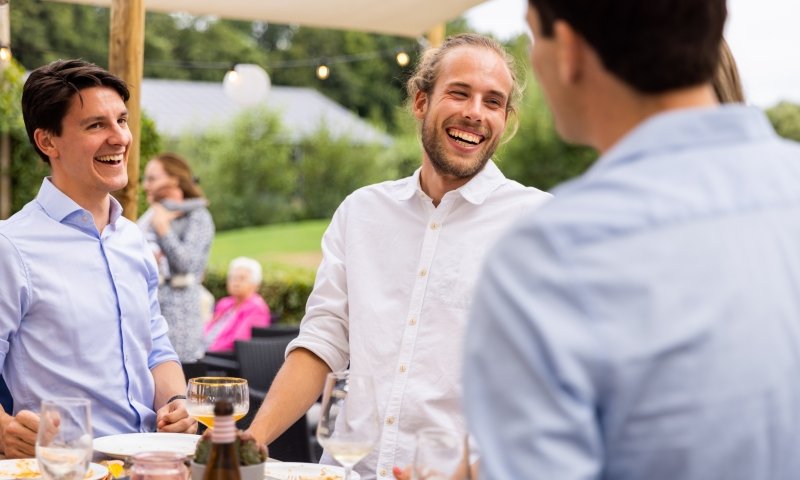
[427,23,445,48]
[109,0,144,220]
[0,0,11,220]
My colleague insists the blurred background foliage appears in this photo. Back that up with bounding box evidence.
[4,1,800,318]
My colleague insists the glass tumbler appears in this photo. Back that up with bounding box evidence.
[129,451,188,480]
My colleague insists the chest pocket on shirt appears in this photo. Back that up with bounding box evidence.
[427,241,482,310]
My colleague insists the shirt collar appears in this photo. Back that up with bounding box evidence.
[588,105,778,178]
[36,177,123,226]
[392,159,507,205]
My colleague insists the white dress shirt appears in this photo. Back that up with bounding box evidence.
[288,160,551,479]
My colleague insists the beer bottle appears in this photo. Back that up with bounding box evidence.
[202,400,241,480]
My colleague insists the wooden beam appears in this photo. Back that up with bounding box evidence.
[108,0,144,220]
[427,23,446,48]
[0,0,11,220]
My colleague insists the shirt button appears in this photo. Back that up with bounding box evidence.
[124,354,129,363]
[430,222,439,230]
[379,469,388,477]
[385,416,395,425]
[419,268,427,277]
[399,365,407,373]
[409,318,417,326]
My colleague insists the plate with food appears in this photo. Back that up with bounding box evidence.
[264,462,360,480]
[0,458,108,480]
[93,432,200,460]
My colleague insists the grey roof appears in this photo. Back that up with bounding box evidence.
[140,78,393,146]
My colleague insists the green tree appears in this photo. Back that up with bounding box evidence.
[767,101,800,142]
[171,107,297,230]
[1,59,48,214]
[10,1,110,69]
[295,125,390,219]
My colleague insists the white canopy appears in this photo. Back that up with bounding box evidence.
[46,0,486,37]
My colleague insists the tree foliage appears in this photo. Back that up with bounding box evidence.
[10,1,415,130]
[766,101,800,142]
[295,126,389,219]
[170,107,297,230]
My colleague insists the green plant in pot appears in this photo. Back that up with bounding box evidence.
[191,430,268,480]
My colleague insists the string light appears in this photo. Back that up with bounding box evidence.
[316,63,330,80]
[395,51,410,67]
[139,44,415,77]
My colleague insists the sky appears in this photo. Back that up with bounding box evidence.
[464,0,800,108]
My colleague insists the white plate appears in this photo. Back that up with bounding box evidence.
[0,458,108,480]
[93,432,199,459]
[264,462,360,480]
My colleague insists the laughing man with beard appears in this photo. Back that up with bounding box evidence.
[246,33,551,479]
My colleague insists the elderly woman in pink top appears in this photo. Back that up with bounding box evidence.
[204,257,271,352]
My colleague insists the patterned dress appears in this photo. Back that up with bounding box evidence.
[141,203,215,363]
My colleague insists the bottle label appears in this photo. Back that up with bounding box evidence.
[212,415,236,443]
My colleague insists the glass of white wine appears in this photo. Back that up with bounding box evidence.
[186,377,249,428]
[35,398,93,480]
[316,371,379,480]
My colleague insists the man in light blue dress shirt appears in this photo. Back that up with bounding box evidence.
[465,1,800,479]
[0,60,196,458]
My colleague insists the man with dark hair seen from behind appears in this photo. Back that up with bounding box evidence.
[465,1,800,479]
[246,33,551,479]
[0,59,196,458]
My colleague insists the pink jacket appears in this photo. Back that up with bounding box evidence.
[204,293,271,352]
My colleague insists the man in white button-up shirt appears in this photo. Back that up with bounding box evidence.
[247,33,551,479]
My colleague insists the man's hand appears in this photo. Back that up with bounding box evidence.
[392,466,412,480]
[0,410,40,458]
[156,399,196,434]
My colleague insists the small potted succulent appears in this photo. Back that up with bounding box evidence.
[190,430,268,480]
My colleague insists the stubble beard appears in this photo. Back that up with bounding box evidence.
[421,116,498,180]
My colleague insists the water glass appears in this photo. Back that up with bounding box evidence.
[413,428,468,480]
[35,398,93,480]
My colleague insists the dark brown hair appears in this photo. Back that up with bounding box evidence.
[151,152,205,199]
[21,59,130,163]
[528,0,727,94]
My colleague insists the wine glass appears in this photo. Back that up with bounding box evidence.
[186,377,249,428]
[316,371,380,480]
[413,428,468,480]
[35,398,93,480]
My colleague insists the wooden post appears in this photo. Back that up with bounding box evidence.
[108,0,144,220]
[0,0,11,220]
[427,23,446,48]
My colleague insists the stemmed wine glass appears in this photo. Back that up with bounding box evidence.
[316,371,380,480]
[413,428,468,480]
[186,377,249,428]
[35,398,93,480]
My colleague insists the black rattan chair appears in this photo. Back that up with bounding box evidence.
[235,337,313,462]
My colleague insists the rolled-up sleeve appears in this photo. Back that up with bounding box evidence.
[287,203,350,372]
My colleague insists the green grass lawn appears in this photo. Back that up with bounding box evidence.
[208,219,329,276]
